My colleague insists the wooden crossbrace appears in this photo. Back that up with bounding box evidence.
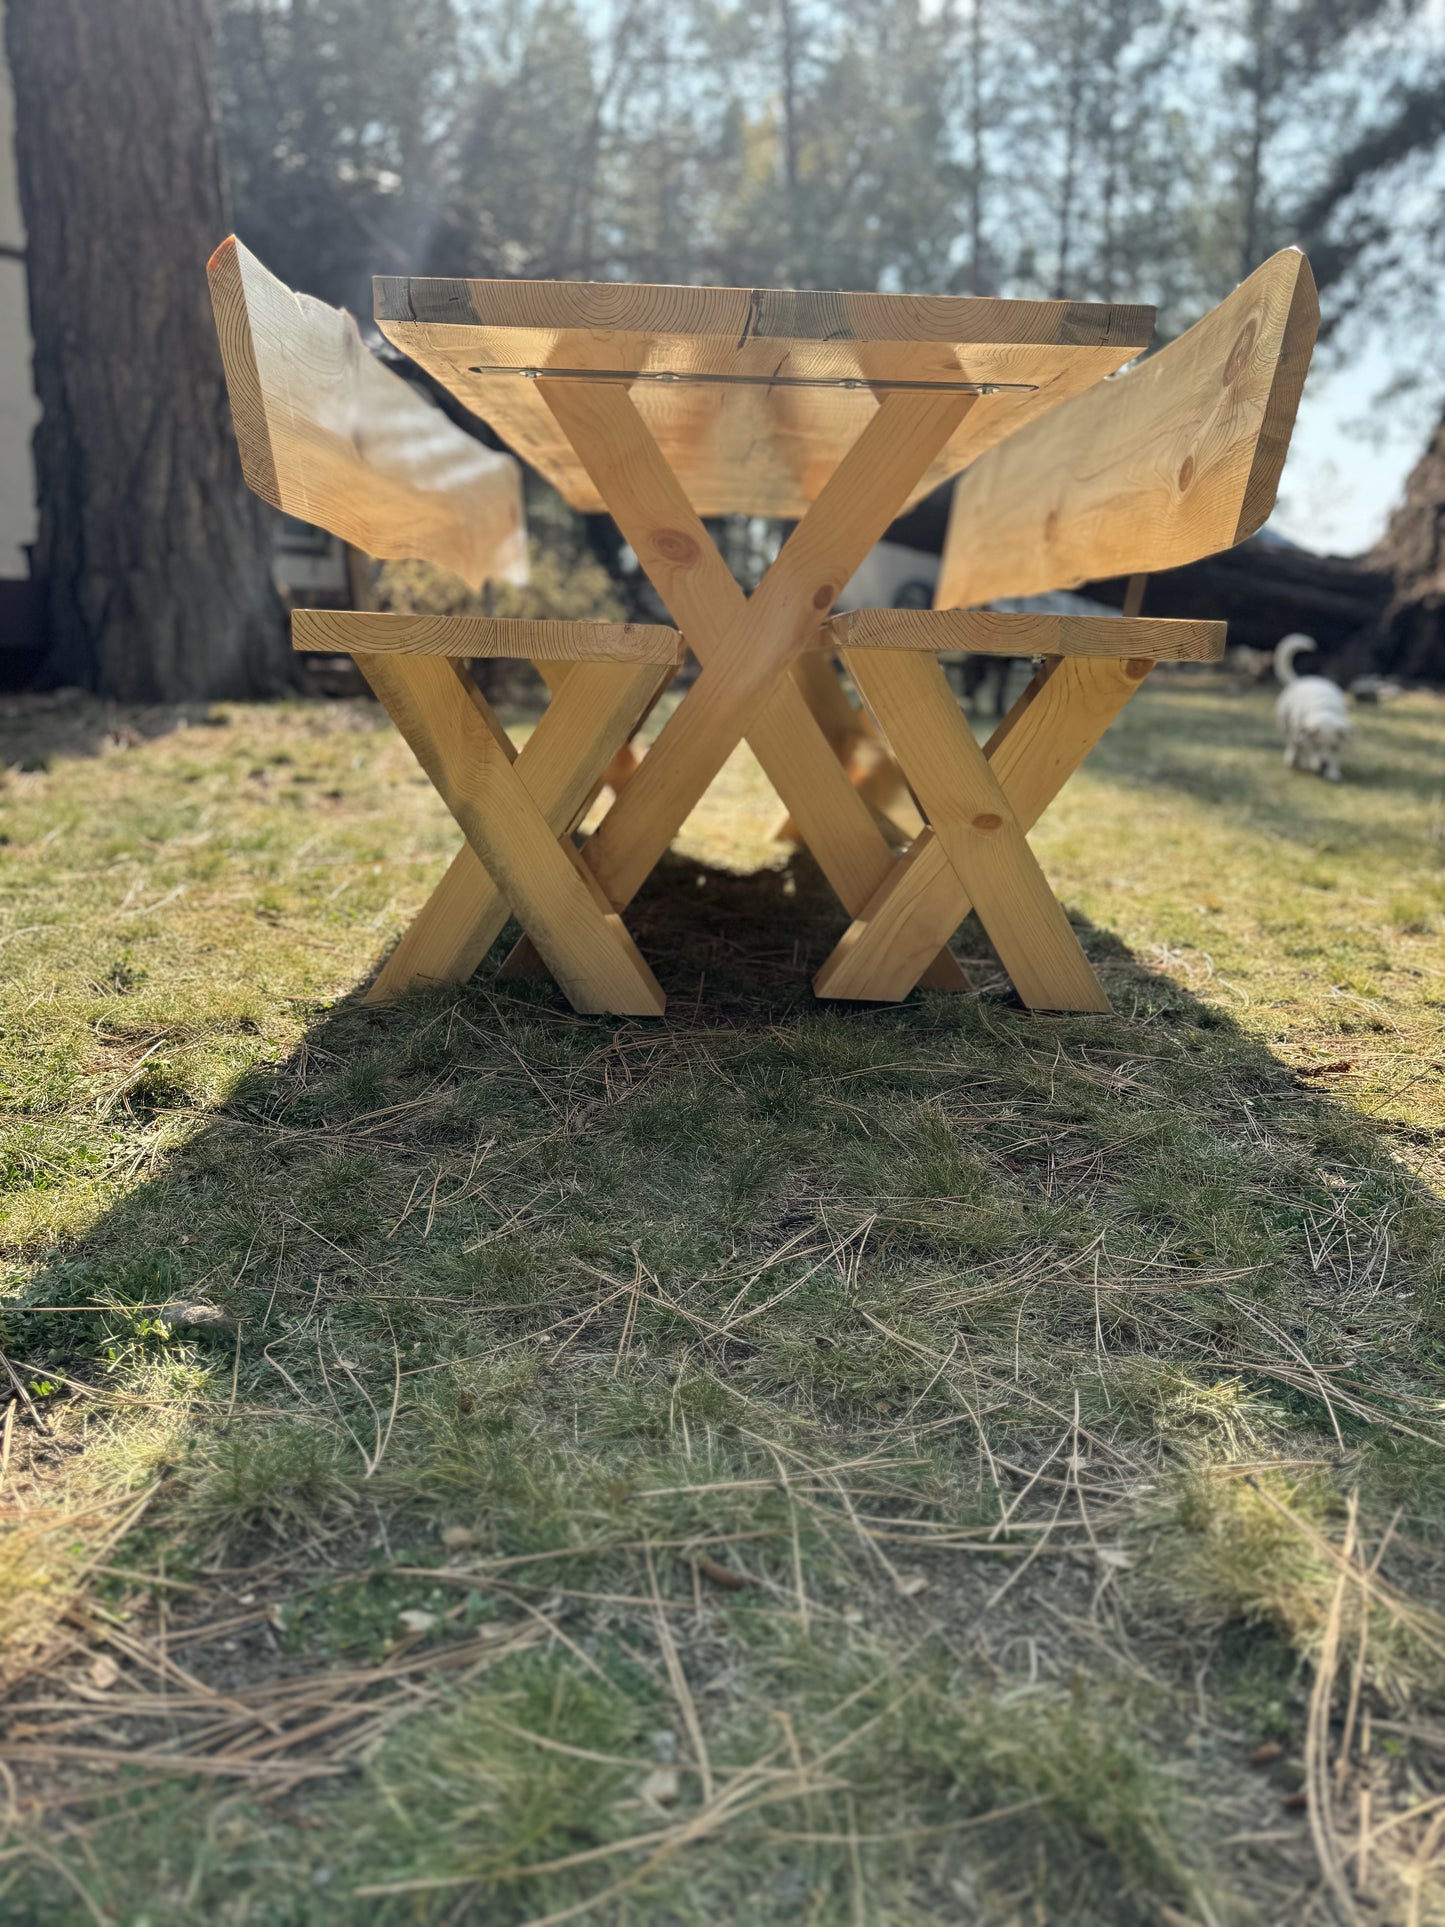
[815,655,1156,1004]
[494,381,977,991]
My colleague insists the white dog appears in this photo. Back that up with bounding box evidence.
[1275,634,1352,782]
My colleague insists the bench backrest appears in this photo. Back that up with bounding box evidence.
[935,249,1317,609]
[208,236,527,591]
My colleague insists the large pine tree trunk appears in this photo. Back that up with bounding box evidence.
[5,0,289,700]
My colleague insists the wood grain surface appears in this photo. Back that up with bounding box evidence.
[292,611,682,663]
[374,275,1154,518]
[823,609,1225,660]
[356,653,665,1016]
[209,236,527,590]
[934,250,1317,608]
[816,657,1152,1002]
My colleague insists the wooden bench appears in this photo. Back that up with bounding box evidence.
[810,250,1318,1006]
[209,237,680,1016]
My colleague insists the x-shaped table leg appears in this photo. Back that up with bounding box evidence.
[355,650,667,1015]
[815,654,1154,1004]
[496,380,976,987]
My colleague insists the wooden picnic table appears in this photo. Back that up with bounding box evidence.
[212,245,1316,1019]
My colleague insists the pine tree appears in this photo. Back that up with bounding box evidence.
[6,0,288,700]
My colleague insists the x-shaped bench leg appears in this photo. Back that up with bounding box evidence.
[355,651,666,1015]
[815,654,1154,1004]
[364,658,672,1002]
[496,381,976,989]
[840,650,1108,1011]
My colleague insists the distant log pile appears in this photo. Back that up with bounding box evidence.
[1083,546,1393,668]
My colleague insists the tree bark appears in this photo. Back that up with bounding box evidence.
[1052,21,1085,299]
[5,0,289,701]
[1360,404,1445,685]
[1237,0,1272,278]
[965,0,987,294]
[779,0,801,264]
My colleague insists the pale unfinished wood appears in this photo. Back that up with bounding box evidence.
[842,651,1110,1011]
[374,275,1153,520]
[600,741,642,794]
[375,276,1155,355]
[773,654,923,851]
[492,379,971,992]
[790,652,867,755]
[492,660,668,986]
[822,608,1225,661]
[935,249,1318,608]
[541,381,976,910]
[815,657,1151,1002]
[292,609,682,663]
[749,670,961,991]
[355,653,664,1015]
[209,236,527,590]
[365,661,670,1003]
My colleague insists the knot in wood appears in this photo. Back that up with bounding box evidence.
[1044,507,1060,542]
[971,811,1003,833]
[1177,454,1196,492]
[812,583,836,610]
[652,528,699,566]
[1125,658,1153,680]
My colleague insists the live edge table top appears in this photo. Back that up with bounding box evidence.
[374,276,1155,521]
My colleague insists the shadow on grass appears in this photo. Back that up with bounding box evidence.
[2,845,1443,1923]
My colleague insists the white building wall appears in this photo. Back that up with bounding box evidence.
[0,0,39,584]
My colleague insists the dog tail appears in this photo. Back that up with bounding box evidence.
[1274,633,1317,684]
[1279,632,1325,686]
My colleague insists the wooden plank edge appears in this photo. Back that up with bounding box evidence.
[374,274,1155,351]
[206,235,282,509]
[292,611,685,665]
[1234,250,1319,544]
[820,610,1227,662]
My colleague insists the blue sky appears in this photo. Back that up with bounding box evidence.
[1272,334,1427,555]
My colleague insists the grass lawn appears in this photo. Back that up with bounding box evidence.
[1,670,1442,1924]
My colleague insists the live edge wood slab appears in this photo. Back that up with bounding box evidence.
[208,237,527,591]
